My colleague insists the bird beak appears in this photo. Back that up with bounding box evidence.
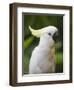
[53,31,59,42]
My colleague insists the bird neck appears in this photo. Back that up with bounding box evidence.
[38,34,54,49]
[38,34,50,48]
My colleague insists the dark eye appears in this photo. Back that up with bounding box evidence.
[48,33,51,36]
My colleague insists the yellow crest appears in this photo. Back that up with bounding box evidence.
[29,26,42,38]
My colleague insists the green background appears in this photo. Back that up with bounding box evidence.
[23,14,63,74]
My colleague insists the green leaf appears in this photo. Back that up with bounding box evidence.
[24,36,34,49]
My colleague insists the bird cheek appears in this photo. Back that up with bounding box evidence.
[49,38,55,48]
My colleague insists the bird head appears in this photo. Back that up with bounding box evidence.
[29,25,59,43]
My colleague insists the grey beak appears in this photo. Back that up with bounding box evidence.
[53,31,59,42]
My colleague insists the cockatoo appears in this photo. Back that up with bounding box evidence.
[29,25,59,74]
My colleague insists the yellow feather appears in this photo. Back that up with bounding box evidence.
[29,26,42,38]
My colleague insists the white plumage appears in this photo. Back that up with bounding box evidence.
[29,26,58,74]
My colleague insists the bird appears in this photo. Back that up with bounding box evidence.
[29,25,59,74]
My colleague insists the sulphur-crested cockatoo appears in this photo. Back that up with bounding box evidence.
[29,25,59,74]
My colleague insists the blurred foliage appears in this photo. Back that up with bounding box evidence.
[24,36,34,49]
[23,14,63,74]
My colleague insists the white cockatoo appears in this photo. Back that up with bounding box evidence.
[29,25,59,74]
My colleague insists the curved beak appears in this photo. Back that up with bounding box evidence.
[53,31,59,42]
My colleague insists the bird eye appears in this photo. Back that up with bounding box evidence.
[48,33,51,36]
